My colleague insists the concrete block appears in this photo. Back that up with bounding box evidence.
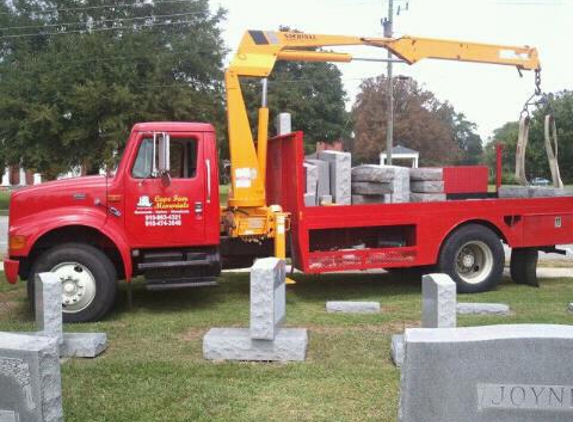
[319,195,333,206]
[275,112,291,135]
[457,303,510,316]
[410,181,445,194]
[250,258,286,341]
[351,165,396,182]
[0,332,63,422]
[498,185,529,198]
[35,273,63,346]
[409,167,443,181]
[391,334,404,368]
[399,324,573,422]
[326,301,380,314]
[387,166,411,203]
[60,333,107,358]
[410,193,446,203]
[203,328,308,362]
[351,194,386,205]
[351,182,392,195]
[303,162,318,195]
[306,159,330,199]
[304,193,316,207]
[422,273,456,328]
[318,151,351,205]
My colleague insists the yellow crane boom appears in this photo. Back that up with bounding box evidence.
[223,30,541,256]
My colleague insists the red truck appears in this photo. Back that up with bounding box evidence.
[4,30,572,322]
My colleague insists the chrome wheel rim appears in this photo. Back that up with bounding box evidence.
[50,262,97,313]
[454,241,493,285]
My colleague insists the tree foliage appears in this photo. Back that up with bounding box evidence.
[485,90,573,184]
[352,76,483,166]
[0,0,226,176]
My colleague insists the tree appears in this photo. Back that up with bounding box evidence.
[0,0,227,175]
[352,76,479,166]
[239,29,351,155]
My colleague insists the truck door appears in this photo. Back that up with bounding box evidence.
[125,132,206,247]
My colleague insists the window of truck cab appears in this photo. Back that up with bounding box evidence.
[131,135,198,179]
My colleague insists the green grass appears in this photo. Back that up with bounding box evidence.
[0,190,9,210]
[220,184,229,205]
[1,272,573,421]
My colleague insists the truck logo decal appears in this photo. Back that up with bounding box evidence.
[137,196,153,208]
[135,195,190,227]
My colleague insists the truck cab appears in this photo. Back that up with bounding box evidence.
[4,122,221,322]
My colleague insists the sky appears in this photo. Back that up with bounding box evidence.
[209,0,572,141]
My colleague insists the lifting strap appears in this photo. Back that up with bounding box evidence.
[515,114,530,185]
[544,114,564,188]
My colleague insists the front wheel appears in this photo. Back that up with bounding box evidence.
[438,224,504,293]
[29,243,118,323]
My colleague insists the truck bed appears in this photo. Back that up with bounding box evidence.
[266,132,573,273]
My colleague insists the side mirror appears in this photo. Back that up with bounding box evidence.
[160,170,171,187]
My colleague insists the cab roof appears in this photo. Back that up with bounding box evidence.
[132,122,215,133]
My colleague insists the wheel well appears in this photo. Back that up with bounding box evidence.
[23,225,125,280]
[437,220,507,263]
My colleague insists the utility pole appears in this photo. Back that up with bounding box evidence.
[383,0,394,165]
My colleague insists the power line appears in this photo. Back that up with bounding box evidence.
[0,11,208,32]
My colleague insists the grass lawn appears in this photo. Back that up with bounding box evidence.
[1,271,572,421]
[0,190,9,211]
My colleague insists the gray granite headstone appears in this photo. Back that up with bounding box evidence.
[275,112,291,135]
[250,258,286,341]
[351,165,396,182]
[351,194,386,205]
[399,324,573,422]
[410,167,443,181]
[457,303,510,316]
[326,301,380,314]
[0,332,63,422]
[306,159,330,200]
[35,274,63,346]
[303,162,318,196]
[386,166,410,203]
[422,274,456,328]
[410,181,445,194]
[318,151,351,205]
[351,182,393,195]
[410,193,447,203]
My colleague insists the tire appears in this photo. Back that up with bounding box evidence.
[28,243,118,323]
[510,248,539,287]
[438,224,504,293]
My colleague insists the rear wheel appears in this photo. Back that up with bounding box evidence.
[510,248,539,287]
[438,224,504,293]
[28,243,118,323]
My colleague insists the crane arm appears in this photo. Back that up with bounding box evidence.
[225,30,540,210]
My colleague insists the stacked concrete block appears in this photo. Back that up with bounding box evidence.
[392,273,457,367]
[409,168,446,202]
[318,151,351,205]
[499,186,573,199]
[351,165,410,204]
[203,258,308,362]
[306,159,331,200]
[326,301,380,314]
[0,332,63,422]
[457,303,510,316]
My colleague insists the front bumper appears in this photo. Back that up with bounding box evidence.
[3,259,20,284]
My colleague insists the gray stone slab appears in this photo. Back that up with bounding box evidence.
[35,273,63,346]
[303,162,318,195]
[391,334,404,368]
[351,181,392,195]
[387,166,410,203]
[422,273,456,328]
[399,324,573,422]
[567,303,573,313]
[250,258,286,341]
[203,328,308,362]
[275,112,291,135]
[0,332,63,422]
[457,303,510,316]
[410,180,445,194]
[529,187,573,198]
[60,333,107,358]
[304,193,316,207]
[498,185,530,198]
[410,192,447,203]
[409,167,443,181]
[326,301,380,314]
[351,165,397,182]
[318,151,351,205]
[306,159,330,199]
[351,194,386,205]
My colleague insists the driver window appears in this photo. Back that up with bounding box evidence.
[131,136,198,179]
